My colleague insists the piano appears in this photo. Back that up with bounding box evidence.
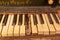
[0,0,60,40]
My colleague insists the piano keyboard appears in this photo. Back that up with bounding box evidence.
[0,13,60,37]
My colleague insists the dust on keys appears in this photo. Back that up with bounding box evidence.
[0,12,60,37]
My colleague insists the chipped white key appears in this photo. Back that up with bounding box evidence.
[36,14,43,35]
[44,14,55,35]
[30,14,37,35]
[20,14,25,36]
[2,15,11,37]
[42,14,49,35]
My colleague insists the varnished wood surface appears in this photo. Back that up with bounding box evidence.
[0,6,60,13]
[0,35,60,40]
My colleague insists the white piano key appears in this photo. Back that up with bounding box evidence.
[8,14,14,36]
[2,14,9,26]
[20,14,25,36]
[1,15,5,24]
[14,14,19,36]
[14,25,19,36]
[36,14,43,35]
[50,14,60,34]
[52,13,59,24]
[44,14,55,35]
[30,14,37,35]
[0,15,5,37]
[42,14,49,35]
[55,14,60,23]
[2,15,11,37]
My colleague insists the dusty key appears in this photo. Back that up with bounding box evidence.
[44,14,55,35]
[14,15,19,36]
[36,14,43,35]
[20,14,25,36]
[42,14,49,35]
[0,15,5,37]
[8,14,14,36]
[30,14,37,35]
[2,14,11,37]
[50,14,60,34]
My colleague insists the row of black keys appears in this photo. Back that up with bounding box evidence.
[0,13,59,26]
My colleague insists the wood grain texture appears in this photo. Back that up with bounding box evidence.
[0,35,60,40]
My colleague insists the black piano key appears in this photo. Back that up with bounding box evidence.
[18,14,22,25]
[0,14,3,22]
[3,14,8,26]
[52,13,59,24]
[39,14,44,24]
[25,14,31,35]
[25,14,29,25]
[12,14,17,25]
[33,14,38,25]
[47,14,53,24]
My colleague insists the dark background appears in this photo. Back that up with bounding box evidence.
[0,0,59,6]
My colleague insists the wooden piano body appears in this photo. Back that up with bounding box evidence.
[0,6,60,40]
[0,0,60,40]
